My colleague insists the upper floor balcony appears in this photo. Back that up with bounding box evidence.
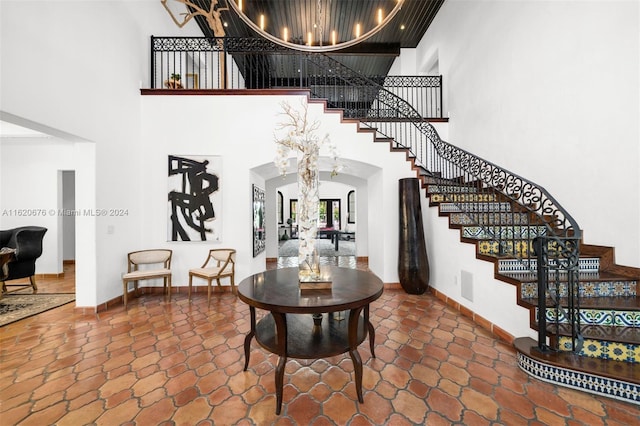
[147,36,444,121]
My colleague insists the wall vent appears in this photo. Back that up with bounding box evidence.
[461,270,474,302]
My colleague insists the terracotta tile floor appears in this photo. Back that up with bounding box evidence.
[1,259,639,425]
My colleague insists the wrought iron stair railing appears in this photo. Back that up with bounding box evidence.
[150,36,583,353]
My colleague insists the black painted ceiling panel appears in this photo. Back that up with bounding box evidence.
[190,0,445,78]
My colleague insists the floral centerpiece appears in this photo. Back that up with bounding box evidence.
[274,101,339,282]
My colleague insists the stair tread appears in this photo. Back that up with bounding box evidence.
[541,322,640,344]
[579,324,640,343]
[514,337,640,384]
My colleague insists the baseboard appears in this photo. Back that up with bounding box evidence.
[63,259,75,265]
[430,287,515,345]
[36,272,65,279]
[86,285,238,313]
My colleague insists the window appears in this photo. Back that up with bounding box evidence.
[347,190,355,223]
[291,198,341,228]
[289,199,297,224]
[277,191,283,224]
[319,199,341,229]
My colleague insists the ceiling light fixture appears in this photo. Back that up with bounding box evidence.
[227,0,404,52]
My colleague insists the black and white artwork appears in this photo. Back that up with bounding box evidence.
[253,184,266,256]
[168,155,222,241]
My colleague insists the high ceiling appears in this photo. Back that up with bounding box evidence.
[189,0,445,77]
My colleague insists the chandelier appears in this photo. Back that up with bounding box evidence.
[162,0,404,52]
[228,0,404,52]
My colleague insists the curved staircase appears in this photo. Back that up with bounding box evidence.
[377,143,640,404]
[303,49,640,404]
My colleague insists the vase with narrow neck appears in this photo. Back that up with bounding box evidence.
[297,147,321,282]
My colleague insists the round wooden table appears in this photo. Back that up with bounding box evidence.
[238,267,383,414]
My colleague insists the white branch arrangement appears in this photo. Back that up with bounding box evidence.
[274,101,340,274]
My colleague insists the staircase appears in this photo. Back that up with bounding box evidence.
[416,176,640,404]
[304,51,640,405]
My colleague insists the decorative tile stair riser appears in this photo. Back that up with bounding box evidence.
[450,212,532,226]
[499,257,600,274]
[521,280,637,299]
[439,202,512,213]
[430,193,498,203]
[462,225,547,240]
[558,337,640,363]
[477,240,532,257]
[427,185,479,194]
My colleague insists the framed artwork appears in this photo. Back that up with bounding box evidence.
[168,154,222,242]
[253,184,266,257]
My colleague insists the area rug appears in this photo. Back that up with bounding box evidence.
[0,294,75,327]
[279,238,355,257]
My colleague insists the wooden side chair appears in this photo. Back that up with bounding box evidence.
[188,249,236,307]
[122,249,172,308]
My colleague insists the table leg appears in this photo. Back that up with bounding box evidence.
[348,306,365,403]
[272,312,288,415]
[334,231,339,250]
[243,306,256,371]
[365,305,375,358]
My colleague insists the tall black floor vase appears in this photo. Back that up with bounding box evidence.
[398,178,430,294]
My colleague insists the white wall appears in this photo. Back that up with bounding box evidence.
[0,0,201,307]
[140,95,417,295]
[0,138,75,274]
[384,0,639,339]
[403,0,640,267]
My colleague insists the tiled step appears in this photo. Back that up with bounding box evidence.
[477,240,532,257]
[440,202,512,213]
[462,225,547,240]
[449,211,533,226]
[558,335,639,364]
[514,337,640,404]
[427,184,479,194]
[518,276,638,299]
[430,193,499,203]
[499,257,600,274]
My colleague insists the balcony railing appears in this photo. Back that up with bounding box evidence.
[150,36,443,119]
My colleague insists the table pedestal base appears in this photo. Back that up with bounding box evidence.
[243,307,376,414]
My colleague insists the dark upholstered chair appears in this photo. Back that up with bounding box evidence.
[0,226,48,294]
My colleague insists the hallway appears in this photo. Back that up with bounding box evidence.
[1,263,638,425]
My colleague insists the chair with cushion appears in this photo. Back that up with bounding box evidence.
[188,249,236,307]
[0,226,47,294]
[122,249,172,308]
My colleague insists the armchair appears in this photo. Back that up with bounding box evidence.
[0,226,47,294]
